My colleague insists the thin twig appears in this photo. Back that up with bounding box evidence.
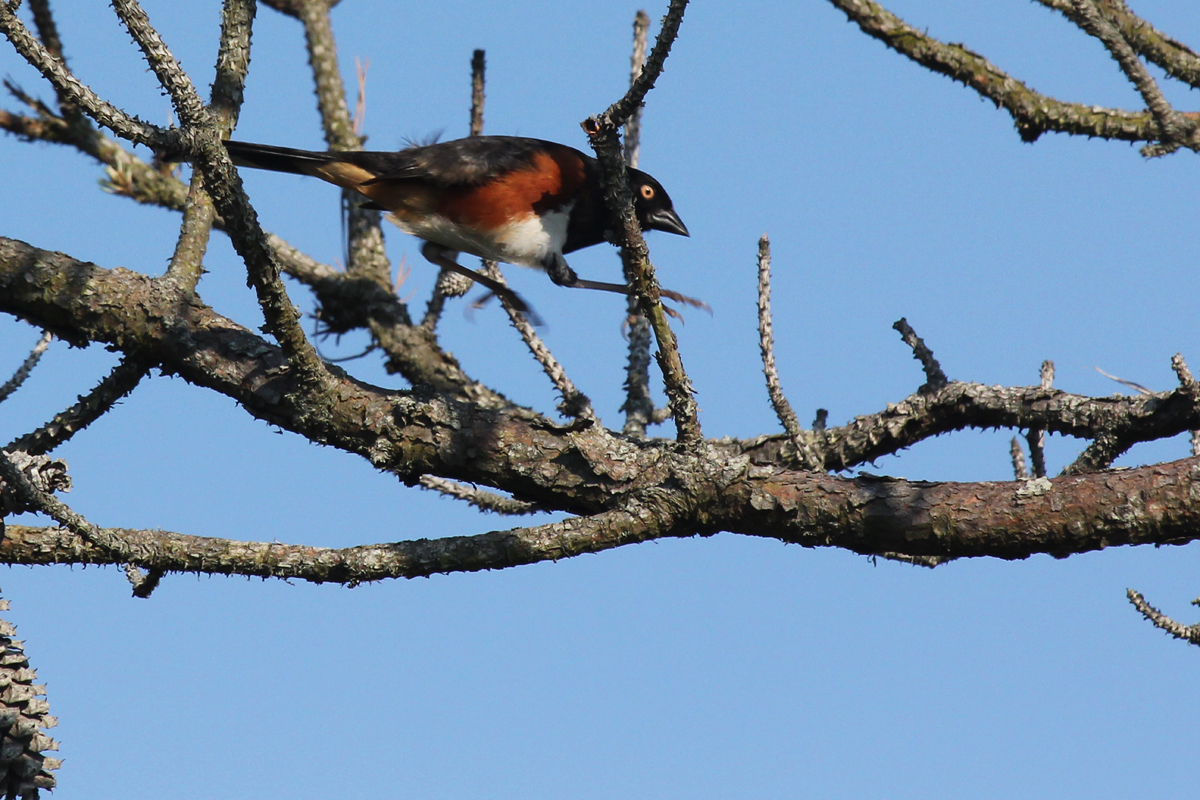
[481,265,596,421]
[1172,353,1200,456]
[209,0,256,133]
[0,449,138,561]
[757,236,821,470]
[892,318,948,391]
[0,3,168,146]
[597,0,689,128]
[1127,589,1200,646]
[469,48,485,137]
[27,0,88,133]
[581,0,698,444]
[163,0,254,289]
[623,10,650,170]
[423,49,489,329]
[1011,437,1030,480]
[126,564,165,598]
[289,0,390,289]
[0,331,51,405]
[110,0,208,128]
[163,168,217,289]
[621,12,654,439]
[1095,365,1152,395]
[353,57,369,137]
[1026,359,1054,478]
[7,355,153,456]
[418,476,540,515]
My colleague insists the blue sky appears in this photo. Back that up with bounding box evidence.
[2,1,1200,797]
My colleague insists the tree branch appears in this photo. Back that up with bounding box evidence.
[582,0,698,444]
[1127,589,1200,646]
[824,0,1185,144]
[757,236,822,470]
[1034,0,1200,91]
[0,332,51,406]
[1067,0,1197,156]
[6,354,152,456]
[621,10,655,440]
[0,3,168,146]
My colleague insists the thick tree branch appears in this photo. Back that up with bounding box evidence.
[8,453,1200,580]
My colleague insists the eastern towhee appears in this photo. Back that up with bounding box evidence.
[223,136,693,318]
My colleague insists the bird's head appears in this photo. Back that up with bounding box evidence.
[629,168,689,238]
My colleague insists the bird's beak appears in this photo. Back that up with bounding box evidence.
[646,208,690,237]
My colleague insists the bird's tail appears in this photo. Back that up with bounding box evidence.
[223,140,336,176]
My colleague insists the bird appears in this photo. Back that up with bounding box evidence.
[222,135,693,318]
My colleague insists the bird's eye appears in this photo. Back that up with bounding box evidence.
[640,184,656,200]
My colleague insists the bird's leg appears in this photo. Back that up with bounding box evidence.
[420,243,542,324]
[542,253,710,312]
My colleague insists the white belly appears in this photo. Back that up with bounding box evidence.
[387,204,572,270]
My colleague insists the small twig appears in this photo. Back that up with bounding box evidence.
[27,0,88,134]
[162,0,255,290]
[110,0,208,128]
[597,0,688,128]
[892,318,948,391]
[1068,0,1198,156]
[623,10,650,170]
[1095,365,1152,395]
[1127,589,1200,646]
[0,449,137,561]
[1170,353,1200,456]
[582,0,698,444]
[757,236,821,470]
[126,564,165,598]
[0,3,169,146]
[469,48,485,137]
[1010,437,1030,480]
[7,355,153,456]
[352,57,369,137]
[0,331,51,405]
[290,0,390,289]
[481,264,596,421]
[1026,359,1054,478]
[418,476,540,516]
[422,49,489,329]
[621,13,654,438]
[163,168,217,289]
